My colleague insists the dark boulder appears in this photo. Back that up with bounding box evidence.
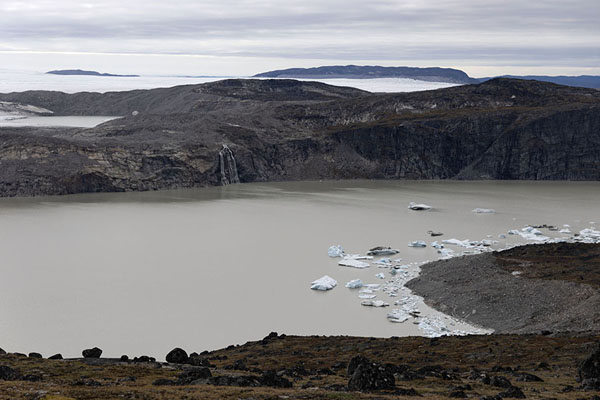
[232,359,248,371]
[133,355,155,363]
[260,370,292,388]
[490,375,513,388]
[580,345,600,381]
[166,347,189,364]
[0,365,20,380]
[23,374,42,382]
[498,385,526,398]
[120,355,129,362]
[449,390,467,398]
[82,347,102,358]
[28,352,42,359]
[0,348,5,355]
[347,356,395,391]
[178,368,212,384]
[208,375,261,387]
[48,354,63,360]
[395,387,421,396]
[188,354,211,367]
[514,372,543,382]
[347,355,370,376]
[260,331,279,345]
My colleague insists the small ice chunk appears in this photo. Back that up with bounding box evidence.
[387,309,410,323]
[375,272,385,279]
[363,284,381,289]
[408,241,427,248]
[512,271,522,276]
[408,202,432,210]
[431,241,444,249]
[359,294,376,299]
[361,300,389,307]
[366,246,399,256]
[310,275,337,291]
[373,258,392,265]
[327,245,345,257]
[338,258,370,269]
[559,228,571,234]
[498,234,507,239]
[472,208,496,214]
[345,279,363,289]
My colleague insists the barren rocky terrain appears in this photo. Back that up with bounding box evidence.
[0,78,599,197]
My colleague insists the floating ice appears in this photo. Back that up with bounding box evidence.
[345,279,363,289]
[418,316,450,337]
[375,272,385,279]
[498,234,507,239]
[366,246,400,256]
[338,257,370,269]
[472,208,496,213]
[431,241,444,249]
[328,245,344,257]
[359,294,377,299]
[408,241,427,248]
[437,248,455,259]
[373,258,392,266]
[361,300,389,307]
[408,202,432,210]
[310,275,337,291]
[559,228,571,234]
[387,309,410,323]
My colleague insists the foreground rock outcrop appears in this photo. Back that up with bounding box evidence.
[0,78,599,197]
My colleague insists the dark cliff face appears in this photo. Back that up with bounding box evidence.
[0,78,599,197]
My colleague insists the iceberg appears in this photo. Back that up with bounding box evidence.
[408,202,432,210]
[361,300,389,307]
[387,309,410,323]
[310,275,337,291]
[366,246,400,256]
[375,272,385,279]
[431,241,444,249]
[472,208,495,213]
[345,279,363,289]
[359,294,377,299]
[328,245,345,257]
[408,241,427,248]
[338,257,370,269]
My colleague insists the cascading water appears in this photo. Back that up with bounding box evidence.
[218,144,240,185]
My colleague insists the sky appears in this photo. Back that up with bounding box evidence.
[0,0,598,77]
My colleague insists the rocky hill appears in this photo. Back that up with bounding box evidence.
[0,78,599,197]
[254,65,478,84]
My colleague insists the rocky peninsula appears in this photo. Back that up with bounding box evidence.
[0,78,598,197]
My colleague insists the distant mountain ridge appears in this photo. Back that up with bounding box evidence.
[254,65,478,84]
[47,69,139,77]
[255,65,600,89]
[477,75,600,89]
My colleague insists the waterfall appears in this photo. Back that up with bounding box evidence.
[218,144,240,185]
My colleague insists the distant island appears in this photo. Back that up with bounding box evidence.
[46,69,139,77]
[254,65,600,89]
[254,65,478,84]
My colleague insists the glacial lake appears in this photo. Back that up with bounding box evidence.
[0,180,598,359]
[0,116,120,128]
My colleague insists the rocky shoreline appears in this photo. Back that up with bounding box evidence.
[406,243,600,335]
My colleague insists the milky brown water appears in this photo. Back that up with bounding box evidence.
[0,180,598,359]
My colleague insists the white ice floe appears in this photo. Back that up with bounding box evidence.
[408,241,427,248]
[498,234,507,239]
[310,275,337,291]
[437,248,455,259]
[359,294,377,299]
[559,228,571,234]
[472,208,496,213]
[366,246,400,256]
[431,241,444,249]
[579,228,600,242]
[387,309,410,323]
[328,245,345,257]
[345,279,363,289]
[375,272,385,279]
[361,300,389,307]
[338,257,370,269]
[373,258,392,266]
[408,202,432,210]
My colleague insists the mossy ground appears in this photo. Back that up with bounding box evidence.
[2,334,600,399]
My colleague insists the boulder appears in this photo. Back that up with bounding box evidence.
[120,355,129,362]
[48,354,63,360]
[28,352,42,359]
[579,344,600,381]
[0,365,20,380]
[0,348,5,355]
[260,370,292,388]
[498,385,526,398]
[82,347,102,358]
[188,354,211,367]
[347,356,395,391]
[166,347,189,364]
[178,368,212,384]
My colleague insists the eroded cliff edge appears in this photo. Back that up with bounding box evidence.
[0,78,599,197]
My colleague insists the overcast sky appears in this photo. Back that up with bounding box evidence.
[0,0,598,76]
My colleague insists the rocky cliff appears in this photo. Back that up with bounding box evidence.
[0,78,598,197]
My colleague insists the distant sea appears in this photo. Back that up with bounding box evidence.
[0,69,458,94]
